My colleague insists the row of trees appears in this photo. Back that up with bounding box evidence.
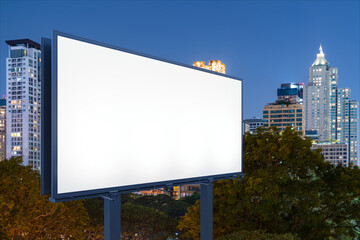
[178,127,360,239]
[0,157,194,239]
[1,127,360,239]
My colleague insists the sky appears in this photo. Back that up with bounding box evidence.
[0,0,359,119]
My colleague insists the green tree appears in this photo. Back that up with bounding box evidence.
[122,203,178,239]
[0,157,92,239]
[83,196,182,239]
[178,127,360,240]
[181,192,200,206]
[131,194,191,218]
[217,230,298,240]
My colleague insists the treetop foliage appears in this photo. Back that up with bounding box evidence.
[178,127,360,240]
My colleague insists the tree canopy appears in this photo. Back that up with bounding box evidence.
[178,127,360,240]
[0,157,91,239]
[3,127,360,239]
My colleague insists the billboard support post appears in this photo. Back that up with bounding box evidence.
[103,193,121,240]
[200,180,213,240]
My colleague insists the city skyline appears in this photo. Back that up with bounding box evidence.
[0,1,359,119]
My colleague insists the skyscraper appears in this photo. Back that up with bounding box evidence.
[304,45,336,141]
[0,99,6,161]
[5,39,41,169]
[304,46,358,166]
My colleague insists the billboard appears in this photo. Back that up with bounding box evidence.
[47,32,242,201]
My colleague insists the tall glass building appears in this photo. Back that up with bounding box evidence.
[304,46,358,166]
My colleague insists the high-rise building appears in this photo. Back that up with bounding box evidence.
[277,83,304,103]
[5,39,41,169]
[311,142,349,167]
[304,46,336,141]
[263,103,304,135]
[0,99,6,161]
[193,60,226,74]
[263,83,304,135]
[244,118,263,134]
[304,45,358,166]
[349,100,358,165]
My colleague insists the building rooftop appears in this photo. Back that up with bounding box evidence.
[244,118,263,123]
[312,45,329,66]
[5,39,40,50]
[313,142,346,146]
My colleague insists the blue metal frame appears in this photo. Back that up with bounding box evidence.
[50,31,243,202]
[104,193,121,240]
[201,181,213,240]
[41,37,52,195]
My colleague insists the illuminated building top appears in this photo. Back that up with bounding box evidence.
[312,45,328,66]
[193,60,226,74]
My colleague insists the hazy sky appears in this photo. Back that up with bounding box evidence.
[0,0,359,119]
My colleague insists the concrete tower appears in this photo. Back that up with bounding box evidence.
[304,45,358,166]
[5,39,41,169]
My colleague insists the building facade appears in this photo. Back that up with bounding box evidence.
[178,184,200,198]
[263,103,304,135]
[193,60,226,74]
[304,46,358,166]
[263,83,304,135]
[304,46,336,141]
[0,99,6,161]
[312,143,349,167]
[277,83,304,103]
[244,118,263,134]
[5,39,41,169]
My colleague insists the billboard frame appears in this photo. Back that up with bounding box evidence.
[44,31,243,203]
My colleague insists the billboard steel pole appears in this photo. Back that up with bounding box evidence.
[200,180,213,240]
[103,193,121,240]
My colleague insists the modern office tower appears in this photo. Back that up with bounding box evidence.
[263,83,304,135]
[263,103,304,135]
[277,83,304,103]
[5,39,41,169]
[304,45,358,166]
[349,100,358,165]
[311,142,349,167]
[0,99,6,161]
[304,45,337,141]
[193,60,226,74]
[244,118,263,134]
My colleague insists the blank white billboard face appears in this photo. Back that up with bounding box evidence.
[56,35,242,195]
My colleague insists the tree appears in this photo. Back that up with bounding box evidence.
[181,192,200,206]
[122,203,178,239]
[131,194,191,218]
[0,157,92,239]
[83,195,182,239]
[178,127,360,239]
[217,230,298,240]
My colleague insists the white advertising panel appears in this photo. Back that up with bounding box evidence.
[55,34,242,196]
